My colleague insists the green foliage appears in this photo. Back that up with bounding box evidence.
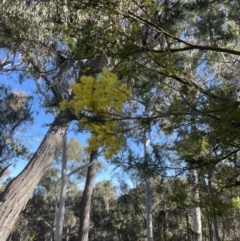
[3,0,240,240]
[8,174,240,241]
[170,181,190,208]
[0,84,32,175]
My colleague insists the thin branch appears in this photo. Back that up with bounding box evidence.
[67,160,95,178]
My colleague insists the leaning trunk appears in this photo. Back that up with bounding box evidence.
[78,150,98,241]
[0,115,70,241]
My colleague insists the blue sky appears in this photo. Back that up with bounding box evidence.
[0,71,119,187]
[0,64,180,191]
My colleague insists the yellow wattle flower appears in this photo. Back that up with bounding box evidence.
[59,67,131,158]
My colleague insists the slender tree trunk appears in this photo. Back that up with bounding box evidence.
[161,202,167,241]
[212,218,221,241]
[190,169,202,241]
[164,202,168,240]
[143,120,154,241]
[54,136,95,241]
[208,171,221,241]
[66,215,70,241]
[0,115,70,241]
[50,196,59,241]
[77,150,98,241]
[56,132,68,241]
[207,218,214,241]
[208,173,221,241]
[186,212,191,241]
[145,179,154,241]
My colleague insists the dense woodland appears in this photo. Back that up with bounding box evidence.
[1,0,240,240]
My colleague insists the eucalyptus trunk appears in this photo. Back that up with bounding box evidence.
[77,150,98,241]
[207,218,214,241]
[56,132,68,241]
[145,179,153,241]
[186,212,191,241]
[208,175,221,241]
[0,114,70,241]
[50,196,59,241]
[190,169,202,241]
[144,129,154,241]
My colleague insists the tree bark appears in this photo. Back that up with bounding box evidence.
[208,175,221,241]
[50,195,59,241]
[143,127,154,241]
[0,115,70,241]
[77,150,98,241]
[186,212,191,241]
[212,210,221,241]
[145,180,154,241]
[190,169,202,241]
[207,218,214,241]
[56,132,68,241]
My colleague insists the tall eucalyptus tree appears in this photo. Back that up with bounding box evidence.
[1,1,240,240]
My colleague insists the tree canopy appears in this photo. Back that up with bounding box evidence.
[1,0,240,240]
